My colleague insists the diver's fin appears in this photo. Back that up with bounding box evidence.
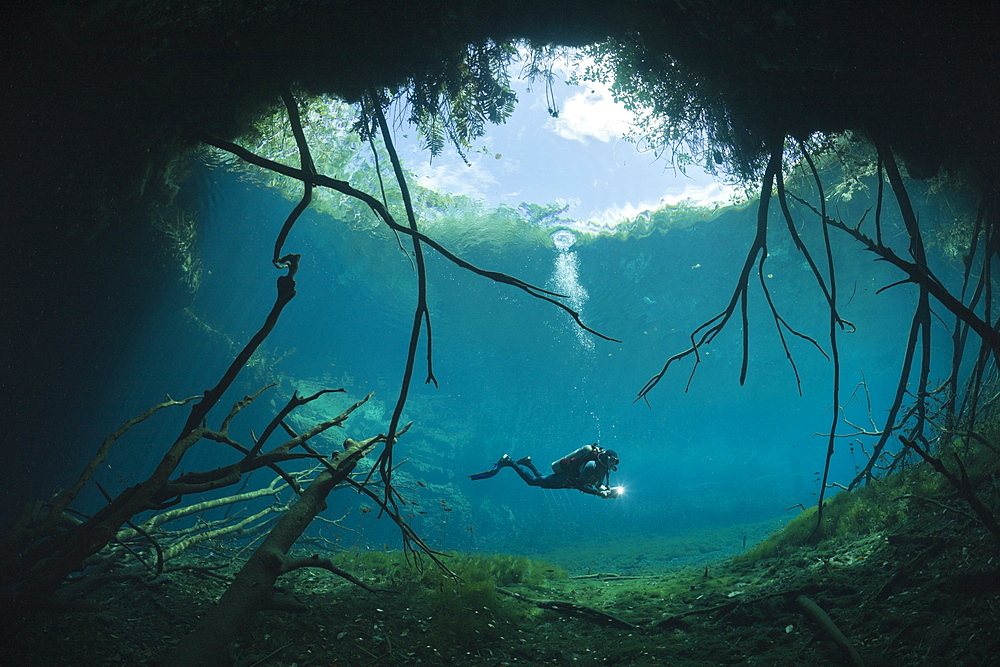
[469,455,512,480]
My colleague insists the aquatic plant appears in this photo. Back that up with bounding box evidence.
[153,207,203,293]
[403,556,530,651]
[330,550,566,589]
[737,429,1000,563]
[322,550,564,652]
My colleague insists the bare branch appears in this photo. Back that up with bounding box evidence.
[198,131,619,343]
[159,505,282,563]
[795,141,844,536]
[220,383,277,435]
[271,83,316,268]
[368,95,435,509]
[637,141,782,402]
[279,553,381,593]
[42,394,201,535]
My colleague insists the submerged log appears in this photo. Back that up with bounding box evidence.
[163,436,379,667]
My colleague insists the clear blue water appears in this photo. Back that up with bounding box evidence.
[50,154,966,571]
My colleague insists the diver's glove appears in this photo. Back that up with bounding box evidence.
[598,486,622,499]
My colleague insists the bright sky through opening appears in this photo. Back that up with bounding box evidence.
[400,49,737,234]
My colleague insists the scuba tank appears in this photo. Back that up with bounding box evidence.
[551,444,598,474]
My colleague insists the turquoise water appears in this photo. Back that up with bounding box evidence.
[51,152,965,571]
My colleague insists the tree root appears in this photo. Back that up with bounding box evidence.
[899,435,1000,543]
[795,595,865,667]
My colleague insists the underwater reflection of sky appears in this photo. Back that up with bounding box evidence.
[401,52,735,230]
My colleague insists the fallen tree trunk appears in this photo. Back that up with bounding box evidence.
[163,435,383,667]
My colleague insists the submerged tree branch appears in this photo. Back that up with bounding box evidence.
[796,594,865,667]
[272,84,316,268]
[3,257,302,617]
[164,434,389,667]
[799,141,844,534]
[34,394,201,541]
[497,587,641,631]
[790,172,1000,366]
[637,141,783,402]
[368,95,435,511]
[199,132,619,343]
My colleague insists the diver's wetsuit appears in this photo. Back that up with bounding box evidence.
[509,458,601,490]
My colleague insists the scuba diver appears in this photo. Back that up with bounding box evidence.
[470,444,622,499]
